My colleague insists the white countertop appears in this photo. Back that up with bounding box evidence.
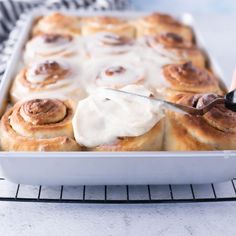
[1,14,236,236]
[1,202,236,236]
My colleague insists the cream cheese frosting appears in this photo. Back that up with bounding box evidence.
[84,32,135,57]
[72,85,165,147]
[11,59,86,104]
[24,34,84,64]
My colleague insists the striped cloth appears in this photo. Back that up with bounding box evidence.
[0,0,130,41]
[0,0,130,75]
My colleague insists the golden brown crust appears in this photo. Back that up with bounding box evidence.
[0,98,80,151]
[161,62,220,97]
[165,93,236,150]
[32,12,81,36]
[91,119,165,151]
[81,16,136,38]
[136,12,193,42]
[146,33,205,67]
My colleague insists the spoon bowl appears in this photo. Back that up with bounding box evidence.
[225,89,236,112]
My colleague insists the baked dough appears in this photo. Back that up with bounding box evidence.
[0,98,80,151]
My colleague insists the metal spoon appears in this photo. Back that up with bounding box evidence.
[225,89,236,112]
[106,88,236,116]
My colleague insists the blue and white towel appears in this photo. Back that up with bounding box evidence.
[0,0,130,76]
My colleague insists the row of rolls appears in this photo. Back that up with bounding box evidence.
[32,12,193,41]
[1,12,235,152]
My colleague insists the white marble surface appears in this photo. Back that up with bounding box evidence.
[1,14,236,236]
[1,202,236,236]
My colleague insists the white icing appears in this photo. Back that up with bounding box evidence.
[96,64,145,88]
[72,85,165,147]
[12,59,86,104]
[85,32,134,57]
[81,47,173,95]
[26,59,69,84]
[20,29,192,147]
[24,35,84,64]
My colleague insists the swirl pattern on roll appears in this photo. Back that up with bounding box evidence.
[81,55,156,94]
[144,32,205,67]
[165,93,236,150]
[85,32,134,57]
[24,33,83,63]
[162,62,219,94]
[10,59,85,104]
[0,98,80,151]
[195,94,236,133]
[95,64,145,89]
[136,13,193,42]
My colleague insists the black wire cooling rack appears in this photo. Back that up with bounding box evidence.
[1,177,236,204]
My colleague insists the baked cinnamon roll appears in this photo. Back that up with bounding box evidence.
[72,85,165,151]
[84,57,148,93]
[0,98,80,151]
[32,12,81,36]
[136,12,193,42]
[165,93,236,150]
[81,16,135,38]
[10,59,86,104]
[144,32,205,68]
[24,33,83,64]
[85,32,135,57]
[159,62,221,97]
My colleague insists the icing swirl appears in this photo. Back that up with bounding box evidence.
[25,60,69,86]
[10,59,86,104]
[24,33,82,63]
[85,32,134,57]
[95,64,145,88]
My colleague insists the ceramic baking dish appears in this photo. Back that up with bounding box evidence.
[0,10,234,186]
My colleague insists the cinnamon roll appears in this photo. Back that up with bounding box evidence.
[85,32,135,57]
[83,56,148,94]
[32,12,81,36]
[10,59,86,104]
[0,98,80,151]
[81,16,135,38]
[165,93,236,150]
[72,85,165,151]
[159,62,221,97]
[136,12,193,42]
[24,33,83,64]
[144,32,205,68]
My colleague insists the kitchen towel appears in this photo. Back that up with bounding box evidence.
[0,0,130,76]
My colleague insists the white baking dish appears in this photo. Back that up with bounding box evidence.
[0,10,234,185]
